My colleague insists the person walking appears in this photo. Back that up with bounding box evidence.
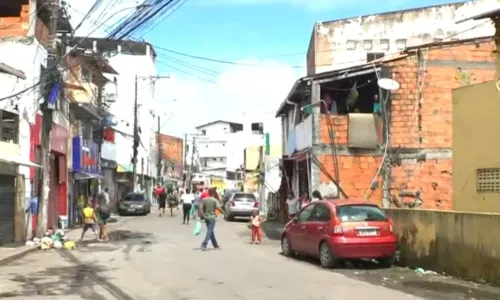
[286,192,299,221]
[166,187,179,217]
[191,189,202,220]
[80,202,98,241]
[96,199,111,242]
[181,188,194,224]
[198,188,221,251]
[158,187,167,217]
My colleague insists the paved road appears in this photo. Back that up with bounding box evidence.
[1,212,499,300]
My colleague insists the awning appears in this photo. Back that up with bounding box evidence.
[117,164,132,173]
[0,155,41,168]
[74,171,104,181]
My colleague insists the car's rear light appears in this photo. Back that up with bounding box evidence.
[388,219,393,233]
[332,220,343,236]
[254,201,259,208]
[230,201,235,207]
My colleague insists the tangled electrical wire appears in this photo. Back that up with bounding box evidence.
[106,0,187,40]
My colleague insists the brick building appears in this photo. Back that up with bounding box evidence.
[157,133,184,183]
[276,36,495,211]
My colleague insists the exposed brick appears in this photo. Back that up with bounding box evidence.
[390,158,452,209]
[319,115,348,145]
[318,154,383,205]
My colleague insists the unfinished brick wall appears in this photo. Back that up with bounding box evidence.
[0,5,29,37]
[318,154,383,204]
[319,115,348,145]
[0,5,49,45]
[389,40,496,149]
[386,39,496,209]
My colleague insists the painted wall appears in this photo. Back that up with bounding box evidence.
[386,208,500,286]
[158,133,183,178]
[0,39,47,202]
[452,80,500,213]
[307,0,498,75]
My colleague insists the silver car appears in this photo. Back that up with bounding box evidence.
[224,192,258,221]
[118,192,151,216]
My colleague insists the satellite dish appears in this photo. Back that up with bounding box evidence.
[378,78,400,91]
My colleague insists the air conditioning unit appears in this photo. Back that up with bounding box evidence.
[104,93,117,103]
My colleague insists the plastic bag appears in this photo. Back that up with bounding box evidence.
[63,241,75,250]
[189,204,196,216]
[193,221,202,236]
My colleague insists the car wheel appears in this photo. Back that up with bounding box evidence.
[319,242,336,268]
[226,214,233,221]
[281,235,294,257]
[378,256,395,268]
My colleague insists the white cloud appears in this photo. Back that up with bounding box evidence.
[154,58,301,138]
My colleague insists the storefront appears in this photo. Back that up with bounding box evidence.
[70,136,102,226]
[32,114,68,230]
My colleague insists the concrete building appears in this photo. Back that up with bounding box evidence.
[0,1,56,244]
[70,38,159,199]
[277,36,496,213]
[307,0,497,75]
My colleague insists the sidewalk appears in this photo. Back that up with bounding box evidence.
[0,213,123,266]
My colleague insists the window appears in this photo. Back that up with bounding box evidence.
[201,130,206,135]
[336,205,387,223]
[363,40,373,50]
[213,158,217,161]
[0,110,19,143]
[124,193,145,201]
[297,204,315,222]
[477,168,500,193]
[380,39,390,50]
[312,204,331,222]
[367,52,384,62]
[233,193,256,202]
[346,40,356,50]
[396,39,407,50]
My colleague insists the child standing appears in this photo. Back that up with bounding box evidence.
[80,202,98,241]
[250,209,265,244]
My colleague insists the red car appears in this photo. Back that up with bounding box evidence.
[281,199,397,268]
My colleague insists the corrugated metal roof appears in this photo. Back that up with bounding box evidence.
[0,62,26,79]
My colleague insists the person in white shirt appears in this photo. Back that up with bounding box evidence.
[286,192,299,221]
[180,188,195,224]
[311,190,323,202]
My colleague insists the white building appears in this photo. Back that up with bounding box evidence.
[75,38,158,191]
[308,0,498,75]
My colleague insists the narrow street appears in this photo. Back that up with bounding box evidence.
[1,212,499,300]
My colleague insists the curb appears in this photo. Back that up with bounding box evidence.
[0,215,135,266]
[0,246,38,266]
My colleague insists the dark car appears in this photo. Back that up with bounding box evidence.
[281,199,397,268]
[118,192,151,216]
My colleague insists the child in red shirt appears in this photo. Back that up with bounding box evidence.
[250,209,265,244]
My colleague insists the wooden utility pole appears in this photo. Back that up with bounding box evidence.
[157,115,162,184]
[188,136,196,187]
[36,0,60,237]
[131,75,139,191]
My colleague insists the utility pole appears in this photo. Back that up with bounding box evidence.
[188,136,196,188]
[183,133,187,187]
[157,116,162,185]
[131,75,139,192]
[37,0,60,237]
[132,75,169,192]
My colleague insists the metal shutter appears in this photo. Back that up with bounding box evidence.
[0,175,16,245]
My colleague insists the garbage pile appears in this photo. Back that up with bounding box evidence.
[25,228,76,250]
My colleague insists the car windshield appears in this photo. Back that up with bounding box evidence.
[336,205,387,222]
[124,194,145,202]
[233,193,256,202]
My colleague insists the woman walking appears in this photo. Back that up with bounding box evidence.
[158,187,167,217]
[166,187,179,217]
[181,188,194,224]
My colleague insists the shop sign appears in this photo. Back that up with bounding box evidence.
[72,136,101,174]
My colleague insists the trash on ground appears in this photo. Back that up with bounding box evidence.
[28,228,76,251]
[415,267,438,275]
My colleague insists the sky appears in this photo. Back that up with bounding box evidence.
[67,0,468,137]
